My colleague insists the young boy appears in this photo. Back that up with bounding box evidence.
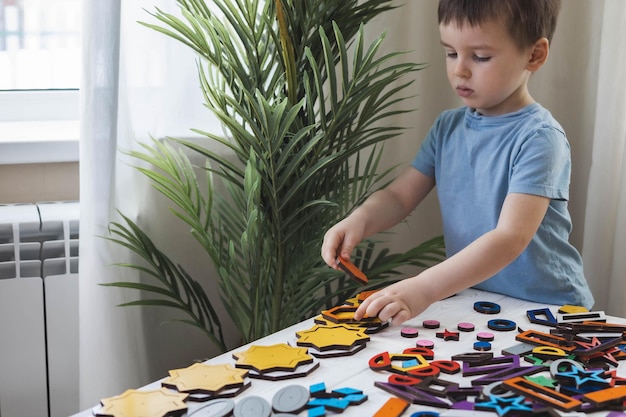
[321,0,594,325]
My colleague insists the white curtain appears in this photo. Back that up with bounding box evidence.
[79,0,224,408]
[78,0,626,409]
[581,0,626,317]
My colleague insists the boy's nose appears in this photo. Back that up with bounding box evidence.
[454,60,470,78]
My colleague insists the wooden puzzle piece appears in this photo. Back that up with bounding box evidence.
[233,343,313,373]
[336,256,368,285]
[98,388,188,417]
[372,396,410,417]
[295,324,370,352]
[503,376,582,412]
[162,363,248,395]
[233,395,271,417]
[271,385,310,414]
[583,385,626,406]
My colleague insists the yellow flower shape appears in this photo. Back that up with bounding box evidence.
[232,343,313,373]
[162,363,248,394]
[296,324,370,351]
[98,388,188,417]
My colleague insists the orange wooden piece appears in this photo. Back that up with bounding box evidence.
[583,385,626,406]
[503,376,581,412]
[372,396,409,417]
[336,257,368,285]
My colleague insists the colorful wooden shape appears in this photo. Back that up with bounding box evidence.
[475,393,533,416]
[272,385,310,414]
[162,363,248,395]
[554,366,610,389]
[557,311,606,324]
[372,396,410,417]
[436,329,460,341]
[98,388,188,417]
[296,324,369,352]
[457,322,475,332]
[471,364,544,386]
[501,342,535,357]
[503,376,582,412]
[336,256,368,285]
[233,395,271,417]
[473,341,491,351]
[462,355,520,376]
[487,319,516,332]
[246,359,319,381]
[423,320,440,329]
[186,381,251,401]
[516,329,576,352]
[374,381,449,408]
[401,327,419,338]
[451,352,493,363]
[473,301,501,314]
[306,342,366,359]
[320,305,380,324]
[583,385,626,406]
[233,343,313,373]
[526,308,558,327]
[558,304,589,314]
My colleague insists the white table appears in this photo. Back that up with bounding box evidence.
[74,289,626,416]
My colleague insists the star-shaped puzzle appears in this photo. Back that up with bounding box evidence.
[97,388,188,417]
[232,343,314,374]
[296,324,370,354]
[162,363,249,395]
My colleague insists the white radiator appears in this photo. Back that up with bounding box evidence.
[0,201,79,417]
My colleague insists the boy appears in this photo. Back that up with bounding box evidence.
[321,0,594,325]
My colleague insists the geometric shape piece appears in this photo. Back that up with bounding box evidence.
[473,341,491,351]
[532,346,567,361]
[558,305,589,314]
[310,382,327,398]
[583,386,626,406]
[555,367,610,389]
[401,327,420,338]
[332,387,363,397]
[247,359,319,381]
[162,363,248,395]
[416,340,435,349]
[436,329,460,341]
[557,311,606,324]
[503,376,582,412]
[233,396,272,417]
[475,393,532,416]
[474,301,501,314]
[372,396,410,417]
[423,320,440,329]
[272,385,310,414]
[186,381,251,402]
[516,329,577,352]
[487,319,516,332]
[462,355,520,377]
[296,324,370,351]
[457,322,475,332]
[308,406,326,417]
[308,341,367,359]
[430,360,461,375]
[336,256,368,285]
[477,332,495,342]
[98,388,189,417]
[186,399,234,416]
[501,342,535,357]
[526,308,558,327]
[321,305,379,324]
[233,343,314,373]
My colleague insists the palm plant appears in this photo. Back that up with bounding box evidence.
[105,0,445,353]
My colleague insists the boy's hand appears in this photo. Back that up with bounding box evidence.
[321,217,366,269]
[354,276,432,326]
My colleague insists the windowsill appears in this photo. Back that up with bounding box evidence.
[0,120,79,165]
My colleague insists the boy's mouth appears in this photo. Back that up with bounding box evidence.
[456,85,474,97]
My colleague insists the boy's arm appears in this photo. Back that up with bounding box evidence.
[355,192,550,324]
[321,167,435,267]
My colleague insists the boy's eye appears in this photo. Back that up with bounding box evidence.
[474,55,491,62]
[446,52,457,59]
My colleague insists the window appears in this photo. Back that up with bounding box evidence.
[0,0,80,164]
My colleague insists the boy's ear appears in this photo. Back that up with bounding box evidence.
[527,38,550,72]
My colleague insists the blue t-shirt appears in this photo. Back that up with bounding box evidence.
[412,103,594,308]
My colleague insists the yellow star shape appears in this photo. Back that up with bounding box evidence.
[98,388,188,417]
[232,343,313,373]
[296,324,370,351]
[162,362,248,394]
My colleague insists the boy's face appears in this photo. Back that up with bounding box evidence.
[439,18,537,116]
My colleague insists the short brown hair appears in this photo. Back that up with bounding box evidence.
[438,0,562,49]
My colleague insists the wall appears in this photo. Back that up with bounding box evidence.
[0,162,79,204]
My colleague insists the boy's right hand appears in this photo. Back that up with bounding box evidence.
[321,216,366,269]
